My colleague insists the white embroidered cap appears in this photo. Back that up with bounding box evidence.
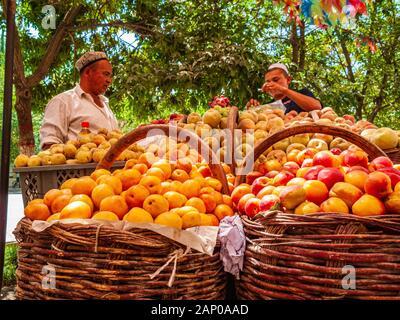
[268,63,289,75]
[75,51,108,72]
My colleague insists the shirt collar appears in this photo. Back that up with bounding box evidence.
[74,84,108,102]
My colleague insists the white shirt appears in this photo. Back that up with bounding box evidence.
[40,84,119,148]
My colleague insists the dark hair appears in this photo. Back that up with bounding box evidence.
[265,67,289,78]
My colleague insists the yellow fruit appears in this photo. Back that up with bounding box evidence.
[214,204,234,220]
[60,178,78,190]
[60,201,92,219]
[43,189,64,207]
[96,175,123,195]
[182,211,201,229]
[294,201,320,215]
[143,194,170,218]
[92,211,120,221]
[71,176,97,196]
[51,194,73,214]
[14,154,29,167]
[199,213,213,226]
[152,161,172,179]
[90,169,111,181]
[154,212,182,229]
[123,208,154,223]
[46,213,61,222]
[146,167,166,181]
[173,206,199,217]
[163,191,188,209]
[69,194,94,213]
[180,179,201,199]
[185,197,206,213]
[115,169,141,191]
[139,176,162,194]
[24,203,51,221]
[91,183,115,208]
[99,195,129,220]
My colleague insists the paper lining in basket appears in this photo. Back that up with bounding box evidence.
[31,219,219,256]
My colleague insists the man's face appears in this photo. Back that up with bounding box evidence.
[87,60,113,95]
[264,69,290,100]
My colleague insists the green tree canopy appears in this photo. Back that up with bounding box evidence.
[0,0,399,157]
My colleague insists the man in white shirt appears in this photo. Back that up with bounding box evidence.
[40,51,119,150]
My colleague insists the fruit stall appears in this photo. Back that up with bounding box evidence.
[2,0,399,303]
[8,99,400,300]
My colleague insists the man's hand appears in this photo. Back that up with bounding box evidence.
[262,81,288,97]
[245,98,260,109]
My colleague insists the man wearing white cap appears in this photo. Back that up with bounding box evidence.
[40,51,119,150]
[246,63,322,113]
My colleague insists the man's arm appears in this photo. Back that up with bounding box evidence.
[40,98,69,150]
[282,87,322,111]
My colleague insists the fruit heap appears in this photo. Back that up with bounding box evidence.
[23,150,235,230]
[311,108,400,151]
[235,106,400,168]
[14,128,145,167]
[232,147,400,218]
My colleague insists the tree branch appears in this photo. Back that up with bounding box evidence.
[1,0,25,86]
[68,21,156,37]
[26,6,83,87]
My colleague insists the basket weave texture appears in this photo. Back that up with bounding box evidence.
[14,218,226,300]
[237,212,400,300]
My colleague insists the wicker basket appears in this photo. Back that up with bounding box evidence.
[235,124,400,300]
[384,148,400,165]
[239,212,400,300]
[14,218,226,300]
[14,124,229,300]
[14,162,125,207]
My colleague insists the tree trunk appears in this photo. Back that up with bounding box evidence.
[290,21,299,71]
[368,74,389,123]
[299,22,305,71]
[15,86,35,155]
[337,31,364,120]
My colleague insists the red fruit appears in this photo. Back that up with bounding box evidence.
[343,115,355,123]
[330,148,342,156]
[265,171,279,178]
[251,177,271,195]
[364,171,392,199]
[341,150,368,168]
[377,167,400,187]
[246,171,264,185]
[244,198,261,219]
[347,165,370,174]
[282,161,300,175]
[313,151,340,167]
[301,158,314,168]
[317,168,344,190]
[304,165,324,181]
[371,157,394,170]
[272,171,295,186]
[237,193,256,214]
[259,194,281,212]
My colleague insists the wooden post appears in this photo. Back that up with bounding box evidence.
[0,0,16,291]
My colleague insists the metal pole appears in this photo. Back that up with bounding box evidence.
[0,0,16,291]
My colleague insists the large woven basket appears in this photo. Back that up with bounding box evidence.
[384,148,400,165]
[14,124,229,300]
[235,124,400,300]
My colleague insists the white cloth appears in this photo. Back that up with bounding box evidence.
[40,84,119,148]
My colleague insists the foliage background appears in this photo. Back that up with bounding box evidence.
[0,0,399,162]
